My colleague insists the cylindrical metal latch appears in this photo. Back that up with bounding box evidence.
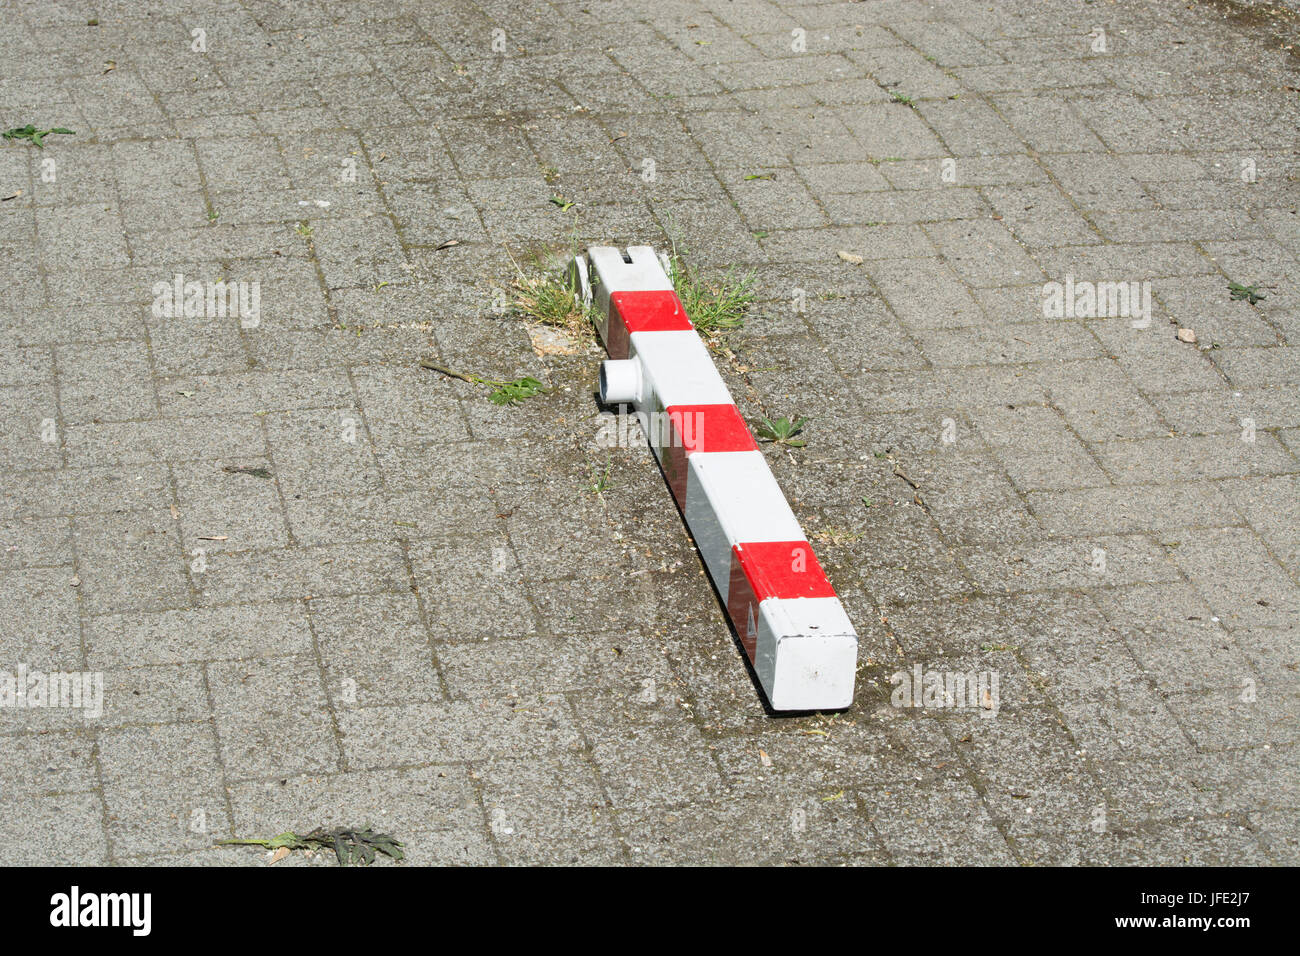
[599,358,642,404]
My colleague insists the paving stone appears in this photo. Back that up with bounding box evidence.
[177,464,287,555]
[0,729,97,797]
[264,407,381,499]
[984,183,1100,248]
[1218,475,1300,572]
[622,784,886,864]
[1015,817,1273,866]
[960,533,1181,595]
[1214,346,1300,388]
[1089,320,1224,393]
[85,602,313,668]
[208,655,340,779]
[950,708,1104,838]
[0,514,72,571]
[1250,809,1300,864]
[97,721,223,783]
[71,509,190,615]
[926,219,1042,286]
[857,777,1016,864]
[1167,682,1300,751]
[209,508,411,581]
[1096,433,1297,483]
[0,792,107,865]
[308,592,441,708]
[57,340,158,424]
[569,687,726,811]
[440,632,672,700]
[338,695,582,768]
[477,755,621,864]
[64,415,266,468]
[0,565,83,669]
[1025,483,1238,535]
[1170,527,1300,630]
[971,404,1108,490]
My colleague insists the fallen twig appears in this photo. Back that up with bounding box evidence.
[419,358,546,406]
[419,359,476,383]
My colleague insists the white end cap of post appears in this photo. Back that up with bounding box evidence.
[586,246,673,315]
[754,598,858,711]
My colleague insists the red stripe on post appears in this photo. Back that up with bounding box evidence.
[607,290,692,359]
[725,541,837,661]
[662,404,758,506]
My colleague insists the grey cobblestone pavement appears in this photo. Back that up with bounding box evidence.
[1,0,1297,866]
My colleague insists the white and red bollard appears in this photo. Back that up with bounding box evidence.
[571,246,857,711]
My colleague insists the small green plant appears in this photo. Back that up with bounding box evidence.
[549,195,575,211]
[295,222,313,238]
[1228,281,1266,304]
[587,454,612,495]
[755,415,809,447]
[889,91,915,108]
[218,825,405,866]
[665,240,755,337]
[2,125,75,148]
[420,360,547,406]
